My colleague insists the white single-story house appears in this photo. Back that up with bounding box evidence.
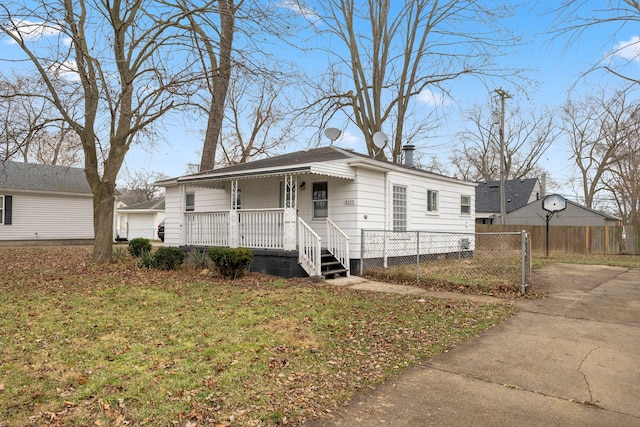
[116,198,165,241]
[157,146,476,278]
[505,196,621,227]
[0,161,95,246]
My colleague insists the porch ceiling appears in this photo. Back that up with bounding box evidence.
[177,164,355,186]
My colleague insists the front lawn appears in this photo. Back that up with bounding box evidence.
[0,247,514,426]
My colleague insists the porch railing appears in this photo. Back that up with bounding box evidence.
[185,211,229,246]
[327,218,350,276]
[298,218,321,276]
[238,209,284,249]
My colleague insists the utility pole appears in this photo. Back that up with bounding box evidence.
[494,88,511,225]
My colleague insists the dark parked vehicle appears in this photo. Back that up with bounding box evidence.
[158,219,165,242]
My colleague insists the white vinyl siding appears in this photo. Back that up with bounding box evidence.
[393,185,407,231]
[0,192,93,241]
[427,189,438,213]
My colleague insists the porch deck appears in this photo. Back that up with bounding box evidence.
[183,209,349,278]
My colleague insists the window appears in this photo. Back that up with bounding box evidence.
[312,181,328,219]
[235,189,243,210]
[460,195,471,215]
[185,192,195,211]
[0,195,11,225]
[393,185,407,231]
[427,190,438,213]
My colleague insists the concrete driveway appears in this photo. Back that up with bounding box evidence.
[307,264,640,426]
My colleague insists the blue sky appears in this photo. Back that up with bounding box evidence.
[2,1,638,200]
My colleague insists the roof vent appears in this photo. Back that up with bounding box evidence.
[402,144,415,167]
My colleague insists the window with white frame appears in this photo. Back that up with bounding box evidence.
[427,189,438,213]
[460,195,471,215]
[185,192,195,211]
[312,182,328,218]
[393,185,407,231]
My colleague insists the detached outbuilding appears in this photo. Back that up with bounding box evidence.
[505,197,621,227]
[0,161,94,246]
[157,146,476,278]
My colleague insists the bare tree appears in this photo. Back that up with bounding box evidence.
[552,1,640,86]
[450,101,558,182]
[298,0,520,163]
[217,69,293,166]
[561,90,634,209]
[0,1,200,262]
[117,168,168,205]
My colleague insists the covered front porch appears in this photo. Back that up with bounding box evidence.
[177,175,351,278]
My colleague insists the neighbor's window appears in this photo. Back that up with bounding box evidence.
[393,185,407,231]
[0,195,3,224]
[460,195,471,215]
[186,192,195,211]
[312,181,328,218]
[427,189,438,213]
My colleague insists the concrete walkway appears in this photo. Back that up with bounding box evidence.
[308,264,640,426]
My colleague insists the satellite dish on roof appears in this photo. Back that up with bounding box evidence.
[372,131,389,159]
[324,127,342,143]
[372,131,389,149]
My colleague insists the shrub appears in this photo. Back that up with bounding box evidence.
[112,246,128,262]
[208,247,253,279]
[186,249,211,270]
[152,247,185,270]
[137,250,155,269]
[128,238,152,258]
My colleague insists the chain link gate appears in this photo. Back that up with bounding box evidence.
[360,230,531,294]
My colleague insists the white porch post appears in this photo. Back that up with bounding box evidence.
[179,183,186,245]
[283,175,297,250]
[229,179,239,247]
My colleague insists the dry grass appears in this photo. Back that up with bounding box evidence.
[0,246,514,426]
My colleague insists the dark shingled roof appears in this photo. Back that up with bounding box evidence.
[119,198,165,211]
[184,146,367,178]
[0,161,91,194]
[475,178,539,213]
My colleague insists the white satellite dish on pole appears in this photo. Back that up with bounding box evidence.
[372,131,388,158]
[324,127,342,144]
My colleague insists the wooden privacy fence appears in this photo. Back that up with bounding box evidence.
[476,225,640,255]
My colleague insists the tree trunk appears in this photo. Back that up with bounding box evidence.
[92,180,116,263]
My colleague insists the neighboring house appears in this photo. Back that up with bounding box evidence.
[158,146,476,278]
[505,196,621,226]
[475,178,542,224]
[116,198,165,241]
[0,161,94,245]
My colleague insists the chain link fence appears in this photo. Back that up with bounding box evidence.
[360,230,531,293]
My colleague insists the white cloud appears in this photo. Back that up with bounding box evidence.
[46,60,80,81]
[5,19,72,46]
[612,36,640,63]
[417,89,448,106]
[279,0,320,23]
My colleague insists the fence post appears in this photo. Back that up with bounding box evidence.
[360,229,365,276]
[383,229,388,268]
[416,231,420,281]
[521,230,528,294]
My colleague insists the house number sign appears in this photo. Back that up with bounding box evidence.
[345,199,355,206]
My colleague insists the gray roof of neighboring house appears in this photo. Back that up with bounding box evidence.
[508,196,621,221]
[0,161,91,194]
[118,198,165,211]
[475,178,539,213]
